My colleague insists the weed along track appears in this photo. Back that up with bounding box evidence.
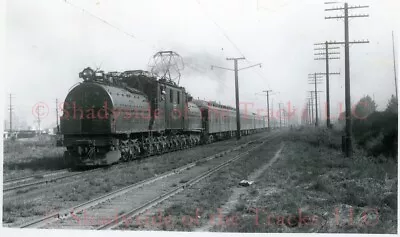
[3,169,100,195]
[18,132,277,230]
[98,134,279,231]
[3,132,270,227]
[194,142,285,232]
[4,132,268,200]
[3,169,69,187]
[119,134,286,232]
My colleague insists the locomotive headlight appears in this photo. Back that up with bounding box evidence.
[79,67,94,80]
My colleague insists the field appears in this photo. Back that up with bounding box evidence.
[2,132,268,226]
[2,129,397,233]
[3,135,66,180]
[122,128,397,234]
[216,128,398,233]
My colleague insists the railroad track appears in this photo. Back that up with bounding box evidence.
[3,168,100,194]
[3,141,213,194]
[18,131,278,229]
[4,169,69,186]
[4,131,267,197]
[99,134,278,230]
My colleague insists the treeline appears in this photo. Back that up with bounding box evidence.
[339,95,398,160]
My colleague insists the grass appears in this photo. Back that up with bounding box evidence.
[33,175,45,179]
[235,202,247,212]
[195,160,207,166]
[4,149,65,170]
[2,199,46,222]
[138,138,284,232]
[287,127,343,150]
[115,128,396,233]
[3,132,269,226]
[3,135,67,181]
[3,135,56,153]
[15,186,39,195]
[3,216,16,224]
[61,178,114,203]
[3,201,34,213]
[118,210,126,215]
[179,178,189,184]
[220,128,397,233]
[4,139,66,175]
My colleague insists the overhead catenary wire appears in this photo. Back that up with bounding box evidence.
[194,0,246,58]
[194,0,272,90]
[62,0,274,109]
[63,0,272,91]
[61,0,158,51]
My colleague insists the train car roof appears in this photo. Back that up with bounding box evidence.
[192,99,261,117]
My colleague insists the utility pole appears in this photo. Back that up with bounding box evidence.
[292,105,296,126]
[278,103,283,128]
[308,74,323,127]
[211,58,261,140]
[309,71,340,128]
[271,99,274,129]
[284,110,288,127]
[314,73,319,127]
[309,94,314,125]
[56,98,60,133]
[231,57,242,140]
[9,94,13,134]
[392,31,398,100]
[314,42,341,128]
[308,90,323,126]
[302,104,308,125]
[306,101,311,125]
[37,106,41,135]
[325,2,369,157]
[285,109,289,127]
[308,102,311,125]
[263,90,272,130]
[256,90,275,130]
[309,100,312,125]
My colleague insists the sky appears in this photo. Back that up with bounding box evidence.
[2,0,400,130]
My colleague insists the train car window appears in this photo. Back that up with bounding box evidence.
[177,91,180,104]
[170,89,173,103]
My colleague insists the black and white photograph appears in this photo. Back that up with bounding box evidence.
[1,0,398,235]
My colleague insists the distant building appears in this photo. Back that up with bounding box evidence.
[15,130,37,139]
[3,131,18,140]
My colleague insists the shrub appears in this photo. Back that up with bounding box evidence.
[352,110,398,160]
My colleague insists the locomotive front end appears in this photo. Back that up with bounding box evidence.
[60,81,119,166]
[60,68,150,167]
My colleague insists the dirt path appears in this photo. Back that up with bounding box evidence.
[118,134,285,231]
[118,129,396,234]
[213,138,397,234]
[194,142,285,232]
[3,132,270,226]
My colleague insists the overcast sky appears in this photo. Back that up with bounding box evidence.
[3,0,400,130]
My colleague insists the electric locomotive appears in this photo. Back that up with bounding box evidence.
[59,67,267,167]
[60,67,203,166]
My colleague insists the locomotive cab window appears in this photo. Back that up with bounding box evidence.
[177,91,180,104]
[170,89,173,103]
